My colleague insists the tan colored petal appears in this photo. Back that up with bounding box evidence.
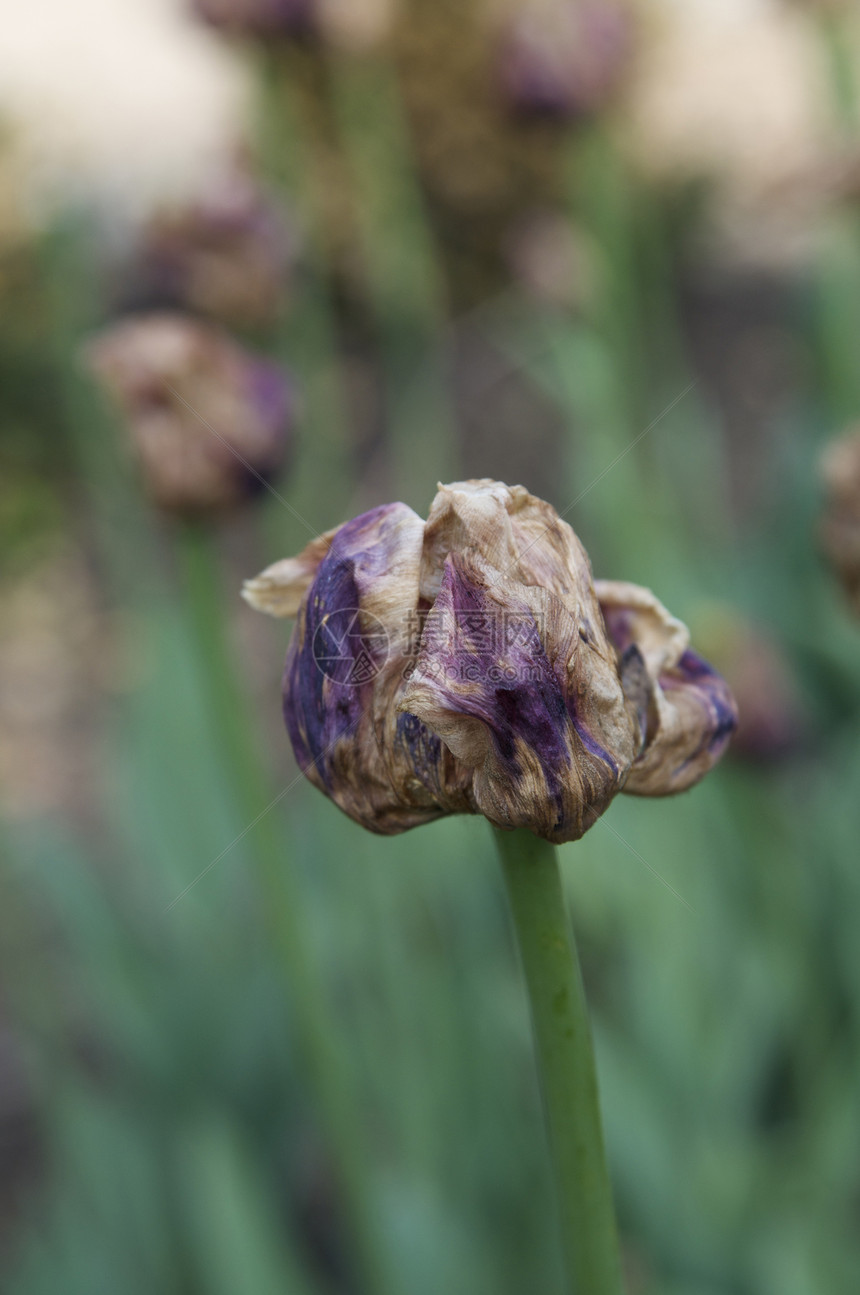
[418,479,521,602]
[597,582,737,797]
[623,650,738,797]
[420,480,609,637]
[242,529,337,617]
[400,550,637,843]
[594,579,689,677]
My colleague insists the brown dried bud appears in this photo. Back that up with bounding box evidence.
[244,480,736,843]
[87,313,295,517]
[132,172,295,328]
[498,0,633,120]
[820,430,860,616]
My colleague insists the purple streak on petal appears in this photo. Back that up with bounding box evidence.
[430,560,570,824]
[599,605,633,653]
[395,712,444,795]
[669,649,739,755]
[417,555,621,836]
[283,504,405,784]
[283,503,417,786]
[283,555,364,789]
[570,714,618,773]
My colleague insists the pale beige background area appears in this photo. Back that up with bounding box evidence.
[0,0,857,256]
[0,0,248,216]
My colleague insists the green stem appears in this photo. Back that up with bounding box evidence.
[254,47,355,527]
[818,10,859,132]
[493,827,623,1295]
[324,52,458,503]
[177,522,392,1295]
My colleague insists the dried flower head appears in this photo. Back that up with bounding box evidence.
[87,313,294,516]
[244,480,736,843]
[131,171,295,327]
[820,429,860,616]
[498,0,633,120]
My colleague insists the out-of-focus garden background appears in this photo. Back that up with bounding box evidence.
[2,2,860,1292]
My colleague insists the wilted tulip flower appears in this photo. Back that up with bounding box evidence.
[244,480,736,842]
[498,0,633,119]
[88,314,294,516]
[131,172,295,328]
[820,429,860,615]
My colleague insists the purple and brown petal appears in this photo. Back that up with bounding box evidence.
[399,551,635,842]
[596,580,738,796]
[87,313,295,517]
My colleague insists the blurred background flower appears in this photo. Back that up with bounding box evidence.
[87,313,295,515]
[497,0,633,119]
[120,167,296,327]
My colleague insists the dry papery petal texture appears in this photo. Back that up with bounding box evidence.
[820,430,860,617]
[88,313,294,517]
[244,481,737,843]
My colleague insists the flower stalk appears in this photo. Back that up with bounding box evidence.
[177,522,392,1295]
[494,826,623,1295]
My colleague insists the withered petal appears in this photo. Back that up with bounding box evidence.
[242,529,338,618]
[248,480,737,842]
[283,502,450,833]
[624,651,739,796]
[399,552,635,842]
[594,580,689,677]
[597,581,738,796]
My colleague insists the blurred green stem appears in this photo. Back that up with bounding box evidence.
[819,10,858,131]
[177,522,391,1295]
[494,828,623,1295]
[325,53,458,502]
[254,48,354,526]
